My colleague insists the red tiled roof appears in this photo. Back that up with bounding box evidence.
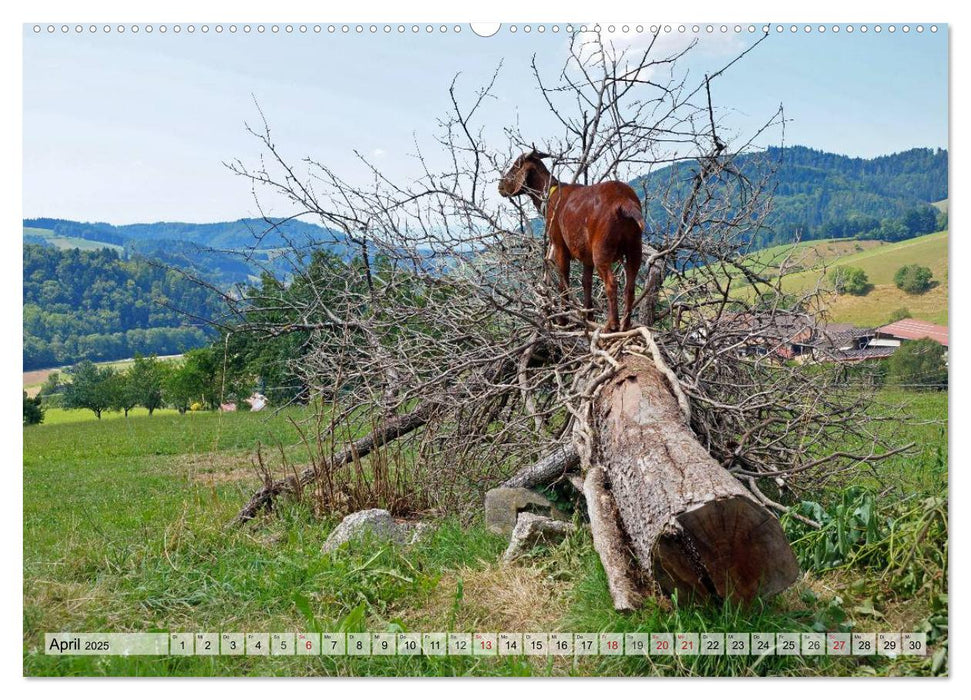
[876,319,949,347]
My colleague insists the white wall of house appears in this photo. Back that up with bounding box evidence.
[869,338,902,348]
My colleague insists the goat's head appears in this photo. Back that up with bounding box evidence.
[498,147,551,198]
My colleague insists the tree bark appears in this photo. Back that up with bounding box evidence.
[581,467,644,611]
[592,354,799,604]
[501,444,580,489]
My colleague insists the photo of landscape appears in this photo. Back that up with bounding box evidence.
[22,22,948,677]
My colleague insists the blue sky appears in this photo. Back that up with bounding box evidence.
[22,24,948,224]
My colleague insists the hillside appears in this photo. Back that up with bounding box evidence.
[22,146,947,365]
[23,244,223,370]
[25,147,949,279]
[23,217,353,288]
[24,225,125,253]
[23,216,344,250]
[640,146,947,249]
[767,232,949,327]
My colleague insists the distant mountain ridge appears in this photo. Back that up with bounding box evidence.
[638,146,947,248]
[22,216,343,250]
[25,145,948,280]
[23,217,353,288]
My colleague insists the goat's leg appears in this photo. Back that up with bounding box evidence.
[621,245,642,331]
[582,265,595,323]
[552,245,571,298]
[596,262,619,333]
[551,245,572,326]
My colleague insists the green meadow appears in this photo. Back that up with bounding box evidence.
[23,393,947,677]
[759,232,949,327]
[23,226,125,253]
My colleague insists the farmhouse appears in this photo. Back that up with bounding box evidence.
[723,310,816,360]
[807,323,897,363]
[871,319,949,349]
[726,314,948,365]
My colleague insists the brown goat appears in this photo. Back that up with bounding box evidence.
[499,148,644,332]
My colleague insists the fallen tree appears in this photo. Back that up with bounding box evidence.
[589,354,798,604]
[223,29,907,609]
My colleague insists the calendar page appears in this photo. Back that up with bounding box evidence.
[21,16,949,680]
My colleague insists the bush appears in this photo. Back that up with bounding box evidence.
[23,391,45,426]
[37,371,64,408]
[783,485,947,598]
[887,308,912,324]
[836,360,887,388]
[887,338,948,388]
[829,266,870,295]
[894,264,935,294]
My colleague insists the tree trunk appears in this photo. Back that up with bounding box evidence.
[591,355,799,604]
[580,467,643,611]
[501,444,580,489]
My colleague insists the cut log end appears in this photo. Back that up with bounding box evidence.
[651,495,799,604]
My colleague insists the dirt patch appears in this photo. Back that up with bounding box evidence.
[401,564,570,632]
[24,369,55,397]
[174,450,262,484]
[180,450,314,487]
[192,467,262,485]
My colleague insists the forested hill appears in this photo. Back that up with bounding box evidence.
[23,244,223,370]
[639,146,948,248]
[22,216,340,250]
[22,146,946,368]
[23,217,354,288]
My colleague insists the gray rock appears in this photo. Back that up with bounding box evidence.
[502,512,575,562]
[484,487,569,536]
[321,508,431,554]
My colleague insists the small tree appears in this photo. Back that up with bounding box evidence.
[887,338,948,389]
[163,347,234,411]
[107,369,139,417]
[894,264,934,294]
[63,361,115,419]
[163,355,210,414]
[829,266,870,295]
[23,391,44,426]
[128,354,167,416]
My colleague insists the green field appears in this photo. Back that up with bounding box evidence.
[24,226,125,253]
[23,395,947,677]
[747,239,886,272]
[748,232,949,327]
